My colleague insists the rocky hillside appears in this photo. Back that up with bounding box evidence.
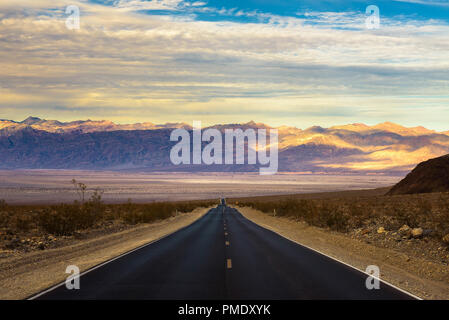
[387,154,449,195]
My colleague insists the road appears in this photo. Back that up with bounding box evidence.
[33,205,415,300]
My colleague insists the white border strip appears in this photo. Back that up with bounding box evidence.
[232,206,422,300]
[28,208,213,300]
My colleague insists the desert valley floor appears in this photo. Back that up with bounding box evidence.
[0,170,402,204]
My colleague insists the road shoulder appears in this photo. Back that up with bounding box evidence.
[235,206,449,300]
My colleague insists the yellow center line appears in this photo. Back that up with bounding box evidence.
[227,259,232,269]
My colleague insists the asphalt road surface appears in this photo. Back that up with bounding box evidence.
[33,205,415,300]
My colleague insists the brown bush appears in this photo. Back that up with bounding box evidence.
[237,192,449,243]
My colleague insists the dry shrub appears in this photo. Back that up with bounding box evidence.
[317,202,350,232]
[237,191,449,242]
[0,188,215,243]
[38,191,106,235]
[239,198,350,232]
[117,200,215,225]
[11,214,34,232]
[38,204,82,235]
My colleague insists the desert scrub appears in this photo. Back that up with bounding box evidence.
[237,198,351,232]
[235,192,449,243]
[37,187,107,235]
[316,202,350,232]
[37,201,105,235]
[35,199,216,235]
[116,200,214,225]
[0,197,216,243]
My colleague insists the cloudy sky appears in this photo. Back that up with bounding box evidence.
[0,0,448,129]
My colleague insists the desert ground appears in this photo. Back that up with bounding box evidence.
[0,170,402,204]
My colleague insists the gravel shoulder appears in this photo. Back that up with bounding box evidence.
[0,207,211,300]
[236,206,449,300]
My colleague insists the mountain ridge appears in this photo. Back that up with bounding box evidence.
[1,117,448,136]
[1,117,449,174]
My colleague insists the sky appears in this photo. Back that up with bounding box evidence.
[0,0,449,130]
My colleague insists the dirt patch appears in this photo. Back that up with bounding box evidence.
[236,206,449,300]
[0,207,211,300]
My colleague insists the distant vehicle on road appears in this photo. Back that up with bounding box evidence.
[220,198,226,206]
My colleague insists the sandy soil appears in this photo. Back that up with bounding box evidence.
[236,206,449,300]
[0,207,211,300]
[0,170,401,204]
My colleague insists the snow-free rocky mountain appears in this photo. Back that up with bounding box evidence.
[1,117,449,174]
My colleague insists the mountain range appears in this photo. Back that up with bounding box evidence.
[1,117,449,174]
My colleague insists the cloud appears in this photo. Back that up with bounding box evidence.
[0,1,448,130]
[114,0,184,11]
[394,0,449,6]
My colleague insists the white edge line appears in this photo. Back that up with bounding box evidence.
[27,208,213,300]
[231,206,423,300]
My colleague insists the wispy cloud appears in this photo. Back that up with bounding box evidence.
[113,0,207,11]
[0,1,448,130]
[394,0,449,7]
